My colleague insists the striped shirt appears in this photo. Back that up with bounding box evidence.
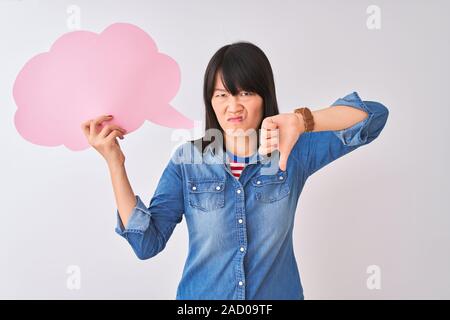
[229,160,246,178]
[226,150,259,179]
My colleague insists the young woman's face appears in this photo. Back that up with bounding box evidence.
[211,71,264,136]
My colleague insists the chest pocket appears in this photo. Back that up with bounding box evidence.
[251,170,290,203]
[188,179,225,212]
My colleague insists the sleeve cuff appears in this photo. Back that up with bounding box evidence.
[115,195,152,236]
[330,91,373,147]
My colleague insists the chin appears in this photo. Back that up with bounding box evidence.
[224,125,257,136]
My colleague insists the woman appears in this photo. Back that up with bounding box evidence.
[81,42,389,300]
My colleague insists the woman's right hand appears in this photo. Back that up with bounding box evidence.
[81,115,127,166]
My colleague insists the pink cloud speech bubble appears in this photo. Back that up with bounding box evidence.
[13,22,194,151]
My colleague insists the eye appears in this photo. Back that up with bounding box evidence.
[240,91,252,96]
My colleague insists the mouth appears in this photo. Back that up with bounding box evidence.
[227,116,243,123]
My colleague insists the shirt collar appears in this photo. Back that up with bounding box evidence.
[204,142,275,165]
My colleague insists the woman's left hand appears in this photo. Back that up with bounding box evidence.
[258,113,305,171]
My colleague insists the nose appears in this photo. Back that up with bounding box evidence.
[227,96,243,114]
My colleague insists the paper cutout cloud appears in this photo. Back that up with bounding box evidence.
[13,23,194,151]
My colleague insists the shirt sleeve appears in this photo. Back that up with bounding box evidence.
[291,91,389,177]
[115,145,185,260]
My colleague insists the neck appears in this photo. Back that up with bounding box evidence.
[224,133,258,158]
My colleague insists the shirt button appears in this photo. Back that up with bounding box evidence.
[256,180,261,185]
[238,219,243,224]
[238,281,243,286]
[216,185,221,190]
[236,189,241,194]
[279,176,284,180]
[240,247,245,252]
[192,186,197,191]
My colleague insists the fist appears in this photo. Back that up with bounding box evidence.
[258,113,304,171]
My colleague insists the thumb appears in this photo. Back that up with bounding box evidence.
[279,151,288,171]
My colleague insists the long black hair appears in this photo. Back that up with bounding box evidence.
[191,41,280,154]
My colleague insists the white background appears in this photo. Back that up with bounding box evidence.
[0,0,448,299]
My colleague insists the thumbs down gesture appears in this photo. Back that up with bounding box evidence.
[258,113,305,171]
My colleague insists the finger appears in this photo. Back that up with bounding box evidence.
[261,123,278,134]
[90,114,114,135]
[260,135,279,149]
[260,127,279,141]
[81,119,92,138]
[262,129,279,141]
[80,119,91,130]
[258,145,278,156]
[88,120,96,137]
[99,124,126,138]
[93,114,113,125]
[258,145,269,156]
[279,152,288,171]
[261,117,278,130]
[266,136,279,147]
[106,129,124,142]
[258,143,278,156]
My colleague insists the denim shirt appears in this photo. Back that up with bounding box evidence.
[115,92,389,300]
